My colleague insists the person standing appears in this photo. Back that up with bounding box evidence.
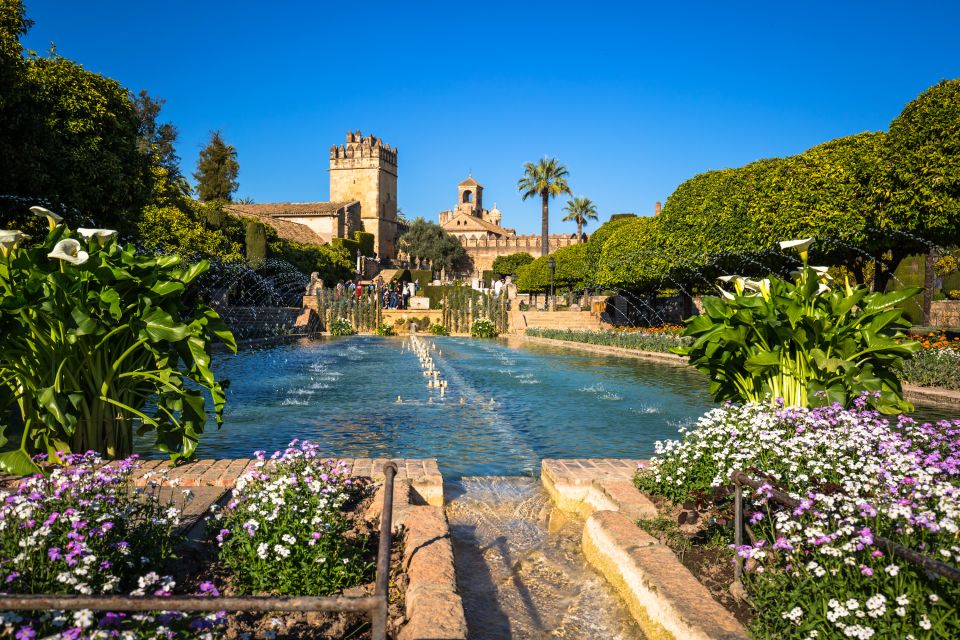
[494,278,503,298]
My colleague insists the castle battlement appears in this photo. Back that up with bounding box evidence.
[458,234,581,249]
[330,130,397,166]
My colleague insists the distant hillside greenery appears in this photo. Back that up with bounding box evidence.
[0,0,353,285]
[589,80,960,293]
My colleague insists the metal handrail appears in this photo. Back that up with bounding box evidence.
[0,462,399,640]
[731,469,960,584]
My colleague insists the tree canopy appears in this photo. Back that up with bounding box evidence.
[491,252,534,278]
[397,217,469,272]
[518,157,572,256]
[194,130,240,202]
[516,243,587,293]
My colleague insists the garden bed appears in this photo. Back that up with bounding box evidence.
[0,445,432,639]
[635,402,960,639]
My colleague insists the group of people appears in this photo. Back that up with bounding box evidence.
[333,277,420,310]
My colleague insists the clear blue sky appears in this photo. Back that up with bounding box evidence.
[21,1,960,236]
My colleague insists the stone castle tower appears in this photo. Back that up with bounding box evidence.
[329,130,399,258]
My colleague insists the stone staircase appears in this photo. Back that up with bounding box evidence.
[515,310,603,332]
[377,269,401,283]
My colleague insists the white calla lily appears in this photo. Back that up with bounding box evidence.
[744,278,772,300]
[817,282,832,295]
[77,228,117,245]
[717,286,736,300]
[30,206,63,230]
[47,239,89,265]
[779,238,814,262]
[718,274,746,295]
[0,230,31,257]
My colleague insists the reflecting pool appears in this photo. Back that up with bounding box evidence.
[174,336,713,477]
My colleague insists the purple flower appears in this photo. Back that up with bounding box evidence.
[199,581,220,597]
[773,537,793,551]
[860,565,874,577]
[15,626,35,640]
[749,511,764,525]
[47,547,62,561]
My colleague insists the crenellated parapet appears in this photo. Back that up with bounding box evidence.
[330,129,398,166]
[458,234,581,249]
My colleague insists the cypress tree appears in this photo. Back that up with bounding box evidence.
[194,130,239,201]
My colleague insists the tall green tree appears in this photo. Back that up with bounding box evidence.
[517,157,572,256]
[0,0,151,235]
[562,196,598,242]
[194,130,239,202]
[397,217,469,273]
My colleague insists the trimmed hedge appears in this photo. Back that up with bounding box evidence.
[516,243,587,293]
[592,80,960,293]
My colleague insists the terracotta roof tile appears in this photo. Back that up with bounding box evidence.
[458,177,480,187]
[223,206,329,245]
[442,213,513,236]
[224,201,357,218]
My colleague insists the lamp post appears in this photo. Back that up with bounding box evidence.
[548,256,556,312]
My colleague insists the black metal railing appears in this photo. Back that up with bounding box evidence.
[731,469,960,585]
[0,462,399,640]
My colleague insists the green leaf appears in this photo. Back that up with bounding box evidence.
[140,308,190,342]
[744,350,781,373]
[0,450,41,476]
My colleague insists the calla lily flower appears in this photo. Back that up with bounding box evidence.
[30,206,63,230]
[779,238,814,263]
[744,278,772,300]
[816,282,831,295]
[47,239,89,265]
[718,274,746,295]
[791,266,833,282]
[0,230,31,257]
[77,228,117,245]
[717,286,736,300]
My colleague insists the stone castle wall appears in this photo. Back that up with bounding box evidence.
[461,234,582,274]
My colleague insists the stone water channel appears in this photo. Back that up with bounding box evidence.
[446,476,643,639]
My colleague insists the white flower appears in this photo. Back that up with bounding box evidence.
[884,564,899,576]
[76,228,117,244]
[0,230,30,256]
[47,238,89,265]
[779,237,813,253]
[74,609,94,628]
[919,615,931,630]
[30,205,62,229]
[257,543,269,559]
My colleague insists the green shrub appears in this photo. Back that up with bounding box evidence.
[516,244,588,293]
[354,231,375,257]
[332,237,360,259]
[491,252,534,278]
[0,210,236,472]
[430,323,450,336]
[674,239,920,413]
[376,323,395,336]
[525,327,688,353]
[328,317,354,336]
[471,317,497,338]
[902,347,960,390]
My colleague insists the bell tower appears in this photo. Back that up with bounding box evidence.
[454,176,483,217]
[329,130,399,258]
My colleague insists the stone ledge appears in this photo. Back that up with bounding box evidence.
[583,510,749,640]
[541,458,652,519]
[519,335,688,366]
[399,505,468,640]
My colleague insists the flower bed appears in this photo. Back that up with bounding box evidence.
[525,326,689,353]
[635,401,960,639]
[902,334,960,390]
[0,443,405,639]
[0,452,222,638]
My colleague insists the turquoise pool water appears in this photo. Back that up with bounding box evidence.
[183,336,713,477]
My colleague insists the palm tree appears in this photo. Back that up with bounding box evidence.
[517,157,572,256]
[562,196,598,243]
